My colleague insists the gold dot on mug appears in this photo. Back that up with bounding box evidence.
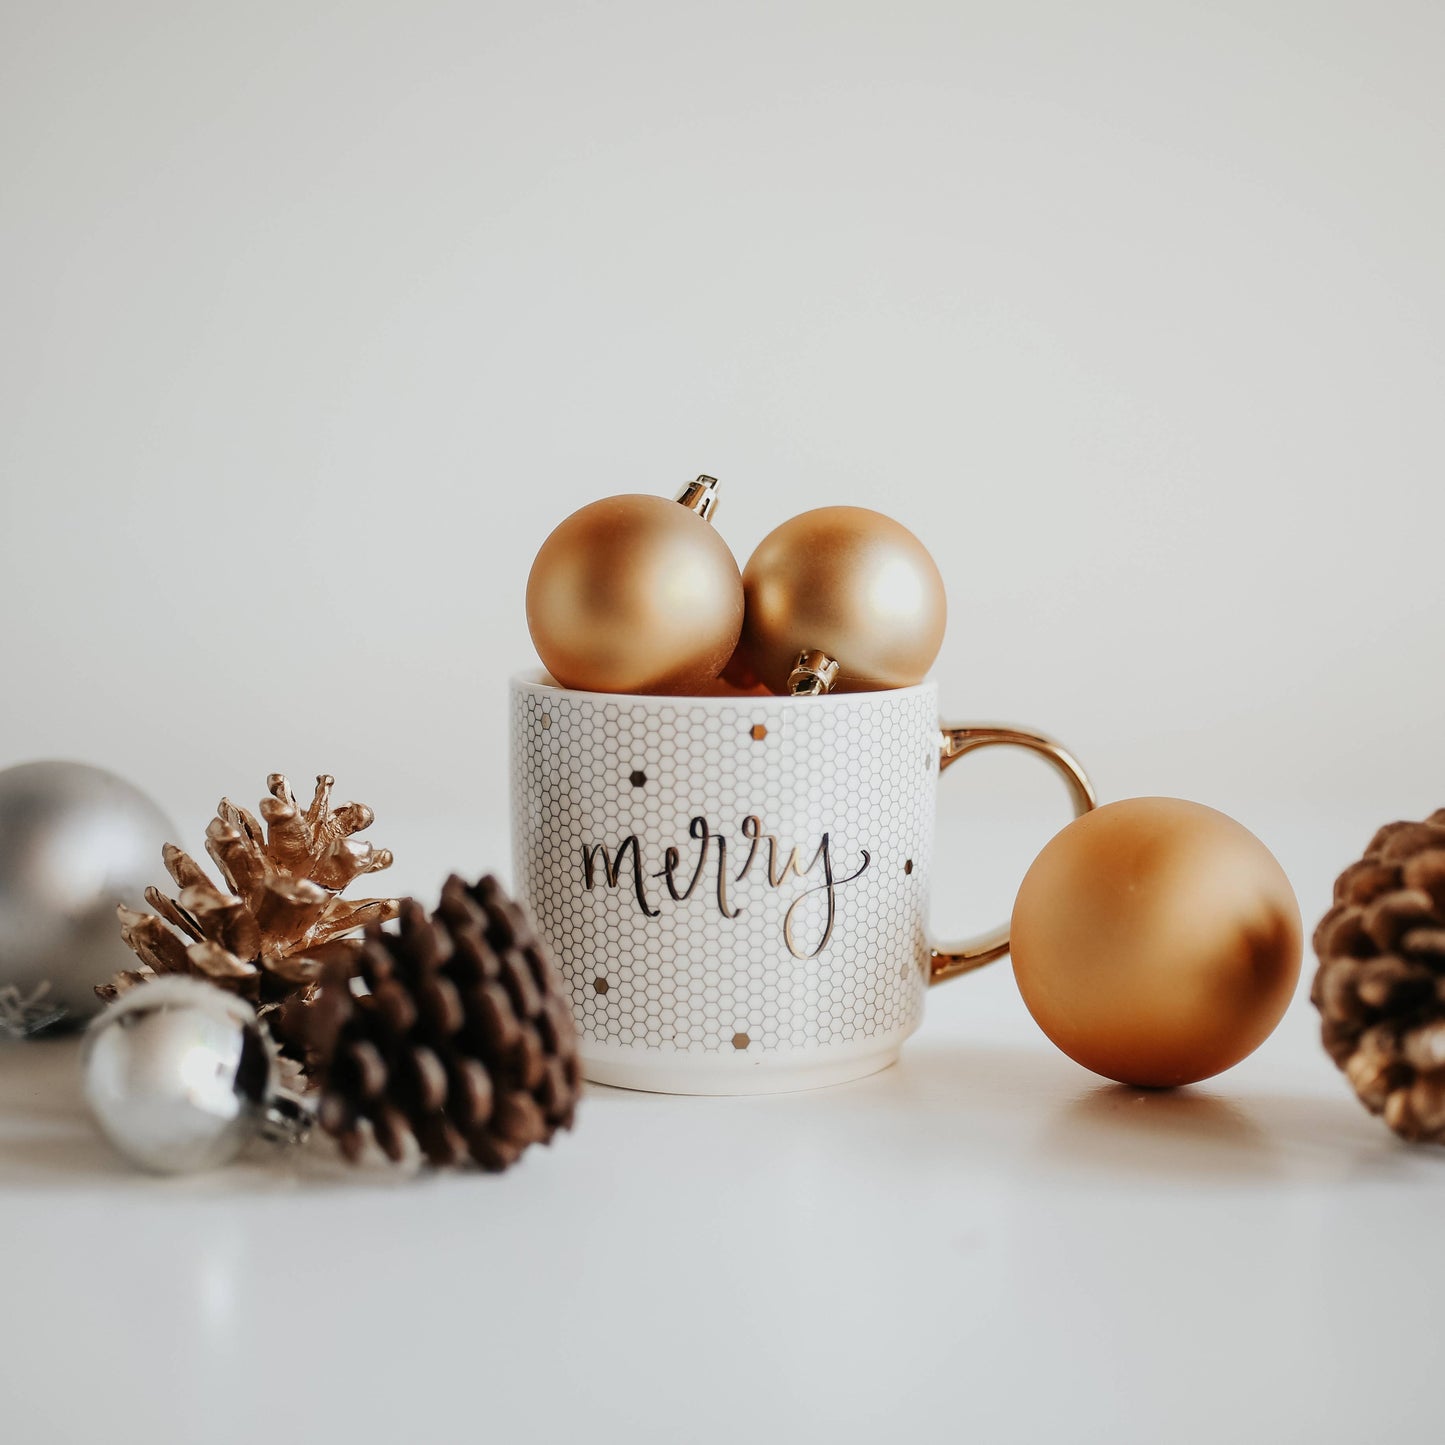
[750,724,768,741]
[904,859,914,875]
[732,1032,750,1050]
[593,976,609,995]
[540,713,551,729]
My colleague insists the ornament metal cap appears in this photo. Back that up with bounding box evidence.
[674,474,721,520]
[787,649,841,696]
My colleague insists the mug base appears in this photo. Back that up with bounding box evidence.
[580,1045,901,1097]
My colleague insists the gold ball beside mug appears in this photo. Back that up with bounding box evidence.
[1011,797,1303,1088]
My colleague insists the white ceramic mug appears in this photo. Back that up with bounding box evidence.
[510,673,1094,1094]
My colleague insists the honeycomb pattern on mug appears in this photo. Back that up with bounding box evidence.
[510,686,936,1056]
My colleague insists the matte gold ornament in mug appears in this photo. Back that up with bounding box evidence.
[510,675,1094,1094]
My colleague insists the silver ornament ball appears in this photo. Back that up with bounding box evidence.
[0,760,173,1032]
[82,977,279,1174]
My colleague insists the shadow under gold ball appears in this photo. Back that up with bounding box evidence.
[736,506,946,694]
[1011,797,1302,1088]
[527,494,744,695]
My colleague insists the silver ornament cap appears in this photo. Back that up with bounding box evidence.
[82,977,300,1174]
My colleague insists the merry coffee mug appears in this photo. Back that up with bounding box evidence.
[510,673,1095,1094]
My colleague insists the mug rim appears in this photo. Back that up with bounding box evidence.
[509,669,937,709]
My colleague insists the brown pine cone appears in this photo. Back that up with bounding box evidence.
[282,874,581,1171]
[104,773,398,1012]
[1312,809,1445,1142]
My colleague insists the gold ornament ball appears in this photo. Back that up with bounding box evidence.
[736,506,947,694]
[1011,797,1302,1088]
[526,494,744,695]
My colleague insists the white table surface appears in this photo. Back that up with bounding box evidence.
[1,810,1438,1445]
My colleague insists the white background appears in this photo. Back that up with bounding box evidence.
[2,4,1444,1443]
[3,1,1442,837]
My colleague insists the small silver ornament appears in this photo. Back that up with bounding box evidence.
[0,760,174,1033]
[82,977,309,1174]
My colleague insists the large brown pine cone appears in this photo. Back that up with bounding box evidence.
[282,874,581,1171]
[1312,810,1445,1142]
[104,774,398,1012]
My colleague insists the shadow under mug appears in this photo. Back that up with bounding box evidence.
[510,673,1094,1094]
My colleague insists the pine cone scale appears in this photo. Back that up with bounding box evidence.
[1333,859,1401,906]
[1405,854,1445,910]
[163,844,210,891]
[117,906,190,976]
[476,982,523,1055]
[514,1026,548,1090]
[1404,927,1445,957]
[1403,1022,1445,1072]
[144,886,203,942]
[450,1058,494,1127]
[186,940,257,981]
[205,817,263,902]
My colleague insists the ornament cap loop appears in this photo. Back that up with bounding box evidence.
[787,649,841,696]
[259,1090,314,1149]
[674,475,721,522]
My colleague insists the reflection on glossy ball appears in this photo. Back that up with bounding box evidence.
[526,494,744,695]
[0,760,173,1030]
[736,506,946,694]
[1011,797,1302,1088]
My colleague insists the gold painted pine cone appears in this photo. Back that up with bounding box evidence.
[1312,809,1445,1142]
[281,874,581,1172]
[103,773,398,1012]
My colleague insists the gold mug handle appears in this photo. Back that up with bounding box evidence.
[929,724,1097,985]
